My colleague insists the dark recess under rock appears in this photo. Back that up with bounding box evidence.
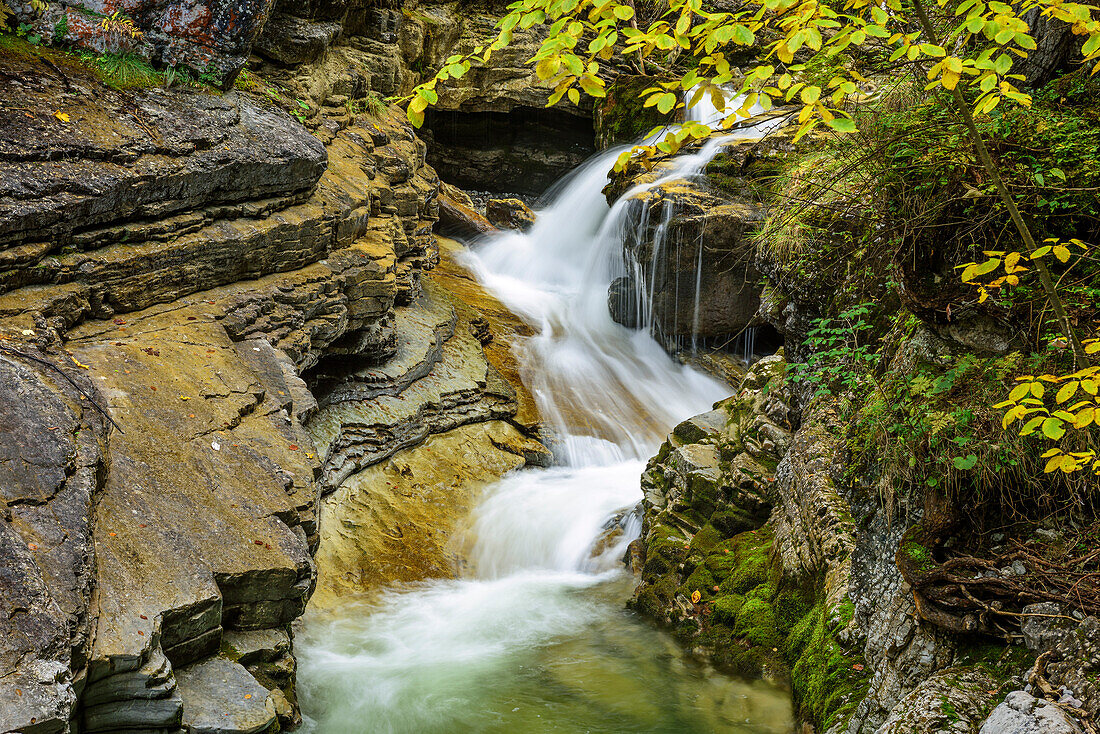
[422,106,596,195]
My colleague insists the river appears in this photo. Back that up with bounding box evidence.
[296,99,794,733]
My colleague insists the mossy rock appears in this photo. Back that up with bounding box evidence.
[787,602,870,731]
[594,75,679,149]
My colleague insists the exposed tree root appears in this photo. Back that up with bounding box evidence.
[897,521,1100,636]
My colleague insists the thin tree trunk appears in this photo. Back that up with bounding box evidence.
[911,0,1089,367]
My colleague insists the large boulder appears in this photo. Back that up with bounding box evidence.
[613,179,764,349]
[485,198,535,231]
[11,0,274,86]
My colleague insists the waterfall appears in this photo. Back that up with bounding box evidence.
[295,93,793,733]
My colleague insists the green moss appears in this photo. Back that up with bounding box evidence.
[710,508,760,536]
[787,602,870,731]
[689,523,724,554]
[734,597,782,648]
[901,540,936,572]
[712,594,745,624]
[955,640,1034,685]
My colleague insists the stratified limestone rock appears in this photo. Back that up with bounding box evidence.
[0,57,449,732]
[10,0,272,86]
[256,14,344,65]
[0,57,324,254]
[430,237,541,433]
[312,420,532,602]
[308,280,520,493]
[0,344,107,734]
[261,0,597,193]
[68,303,321,734]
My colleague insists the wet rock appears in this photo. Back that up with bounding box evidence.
[486,198,536,232]
[631,355,791,650]
[978,691,1082,734]
[437,195,497,239]
[608,275,641,329]
[609,172,764,351]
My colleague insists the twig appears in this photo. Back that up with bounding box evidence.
[0,345,124,434]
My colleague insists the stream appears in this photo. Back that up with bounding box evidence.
[296,100,794,733]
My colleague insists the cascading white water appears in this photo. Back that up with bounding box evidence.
[296,94,793,733]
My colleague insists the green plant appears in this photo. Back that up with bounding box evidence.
[78,51,160,89]
[52,12,67,43]
[791,304,879,398]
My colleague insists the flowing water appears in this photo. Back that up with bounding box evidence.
[297,103,794,733]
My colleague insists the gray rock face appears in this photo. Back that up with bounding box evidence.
[176,657,277,734]
[875,667,997,734]
[256,14,344,64]
[0,84,325,249]
[0,349,105,734]
[979,691,1083,734]
[1044,616,1100,716]
[1021,603,1077,655]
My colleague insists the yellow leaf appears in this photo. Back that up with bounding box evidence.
[55,111,70,123]
[1056,381,1078,404]
[690,590,701,604]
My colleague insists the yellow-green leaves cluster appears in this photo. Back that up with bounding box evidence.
[395,0,1100,178]
[956,238,1090,303]
[997,343,1100,475]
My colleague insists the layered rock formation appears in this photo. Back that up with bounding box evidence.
[0,53,540,733]
[252,0,598,193]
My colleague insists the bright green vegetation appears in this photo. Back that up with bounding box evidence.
[346,91,388,118]
[760,70,1099,514]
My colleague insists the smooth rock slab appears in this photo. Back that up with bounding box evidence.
[176,657,276,734]
[979,691,1082,734]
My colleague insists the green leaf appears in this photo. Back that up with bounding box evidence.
[1041,416,1066,440]
[952,454,978,470]
[824,117,857,133]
